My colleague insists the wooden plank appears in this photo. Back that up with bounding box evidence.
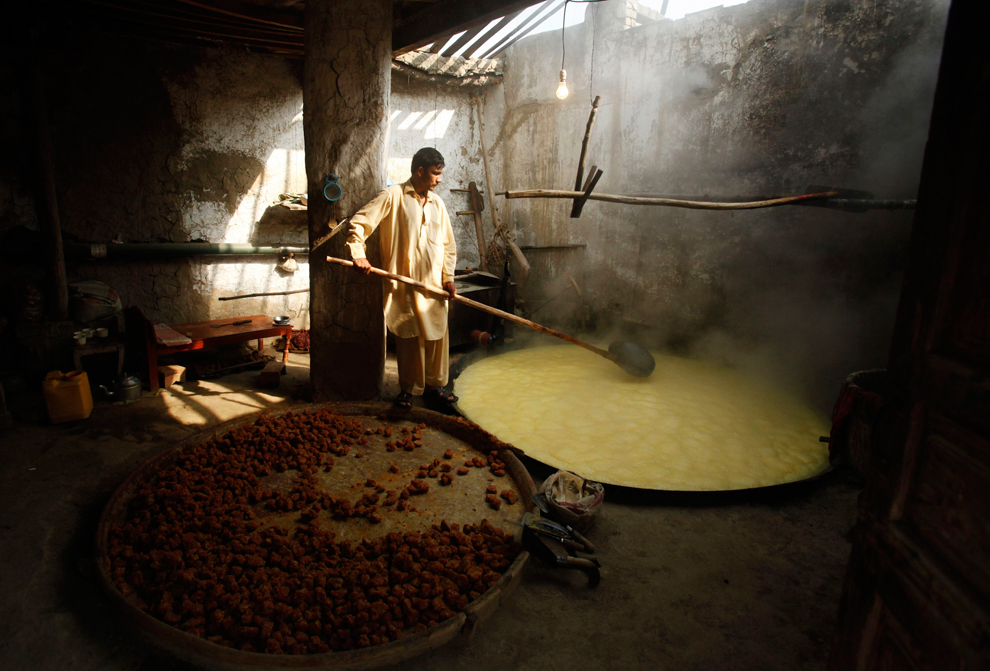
[393,0,543,55]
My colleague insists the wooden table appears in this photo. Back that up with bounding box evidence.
[72,338,126,376]
[142,315,291,392]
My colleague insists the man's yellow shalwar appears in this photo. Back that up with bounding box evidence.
[346,181,457,394]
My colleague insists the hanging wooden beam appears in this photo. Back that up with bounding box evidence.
[570,166,603,218]
[571,95,601,216]
[482,0,565,59]
[393,0,543,55]
[502,189,842,210]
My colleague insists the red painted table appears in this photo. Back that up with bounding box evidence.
[141,315,290,392]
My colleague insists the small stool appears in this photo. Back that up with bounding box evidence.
[258,361,286,389]
[158,365,187,389]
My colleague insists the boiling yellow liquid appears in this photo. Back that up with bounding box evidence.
[455,347,830,491]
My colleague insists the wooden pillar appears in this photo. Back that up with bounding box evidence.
[25,35,69,322]
[303,0,392,401]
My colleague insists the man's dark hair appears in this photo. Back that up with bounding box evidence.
[411,147,445,173]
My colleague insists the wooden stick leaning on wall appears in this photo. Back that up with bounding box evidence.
[468,181,489,272]
[219,289,310,301]
[571,95,601,218]
[502,189,841,210]
[471,95,531,278]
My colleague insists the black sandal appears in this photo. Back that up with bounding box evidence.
[394,391,413,409]
[425,387,458,411]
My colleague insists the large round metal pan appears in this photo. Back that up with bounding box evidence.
[451,346,835,493]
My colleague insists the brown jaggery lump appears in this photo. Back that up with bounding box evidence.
[456,467,470,476]
[499,490,519,505]
[408,478,430,495]
[484,494,502,511]
[443,449,453,459]
[439,473,453,486]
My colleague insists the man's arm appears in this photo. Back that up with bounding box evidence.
[346,189,392,274]
[439,199,458,299]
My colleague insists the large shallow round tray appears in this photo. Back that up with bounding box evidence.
[95,402,536,671]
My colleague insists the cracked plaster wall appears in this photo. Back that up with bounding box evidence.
[387,76,498,271]
[1,34,310,326]
[495,0,950,410]
[0,30,493,330]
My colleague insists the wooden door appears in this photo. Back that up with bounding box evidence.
[828,1,990,669]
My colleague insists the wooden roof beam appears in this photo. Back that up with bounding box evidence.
[392,0,542,55]
[443,9,522,58]
[174,0,302,31]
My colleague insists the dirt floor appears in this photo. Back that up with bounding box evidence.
[0,346,861,671]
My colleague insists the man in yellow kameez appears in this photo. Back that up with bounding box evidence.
[346,147,458,410]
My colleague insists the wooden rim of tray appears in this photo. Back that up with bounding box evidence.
[94,402,535,671]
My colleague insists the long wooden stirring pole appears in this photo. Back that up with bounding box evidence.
[325,256,611,360]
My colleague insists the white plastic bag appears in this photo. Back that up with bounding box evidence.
[542,470,604,531]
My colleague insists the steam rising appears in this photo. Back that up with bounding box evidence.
[500,0,951,414]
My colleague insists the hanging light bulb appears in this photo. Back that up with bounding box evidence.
[556,69,569,100]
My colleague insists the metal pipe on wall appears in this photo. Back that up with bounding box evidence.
[63,243,310,259]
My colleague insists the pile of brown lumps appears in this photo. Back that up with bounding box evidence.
[105,409,521,654]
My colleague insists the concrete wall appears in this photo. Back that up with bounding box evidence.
[387,75,494,271]
[0,33,490,330]
[494,0,950,409]
[1,34,310,326]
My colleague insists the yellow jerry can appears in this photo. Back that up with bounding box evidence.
[42,370,94,423]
